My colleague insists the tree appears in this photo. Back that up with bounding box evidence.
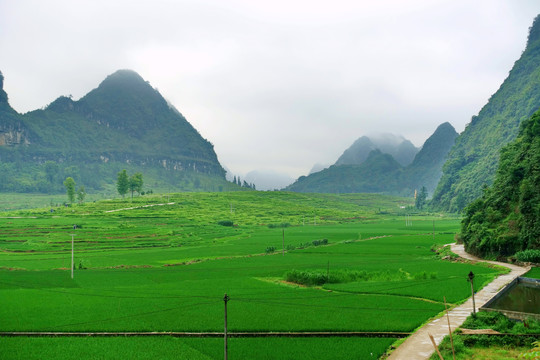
[128,172,143,199]
[415,186,427,210]
[117,170,129,198]
[77,185,86,204]
[64,177,76,204]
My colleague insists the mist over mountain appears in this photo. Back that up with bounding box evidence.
[336,133,418,167]
[0,70,230,193]
[244,169,294,191]
[402,122,458,194]
[285,123,456,195]
[309,163,330,175]
[431,15,540,212]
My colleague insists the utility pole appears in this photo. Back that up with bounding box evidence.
[70,233,76,279]
[224,293,230,360]
[468,271,476,315]
[282,229,285,256]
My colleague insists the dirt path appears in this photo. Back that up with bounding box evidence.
[104,202,175,213]
[387,243,530,360]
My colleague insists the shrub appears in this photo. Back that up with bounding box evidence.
[312,239,328,246]
[515,249,540,263]
[283,268,435,286]
[285,269,327,286]
[268,223,290,229]
[218,220,234,227]
[265,246,276,254]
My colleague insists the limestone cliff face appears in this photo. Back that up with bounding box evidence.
[0,125,30,146]
[0,69,228,193]
[0,71,30,147]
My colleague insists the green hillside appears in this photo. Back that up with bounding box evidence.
[461,109,540,258]
[286,122,457,196]
[0,70,228,193]
[431,15,540,212]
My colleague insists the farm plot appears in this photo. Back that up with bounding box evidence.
[0,336,396,360]
[0,192,498,359]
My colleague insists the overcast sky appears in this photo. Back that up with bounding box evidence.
[2,1,540,180]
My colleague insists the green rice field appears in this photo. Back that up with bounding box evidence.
[0,192,500,359]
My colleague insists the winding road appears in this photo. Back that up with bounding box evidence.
[387,243,530,360]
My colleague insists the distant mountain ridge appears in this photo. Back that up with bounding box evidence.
[0,70,228,193]
[285,123,457,195]
[335,134,418,167]
[431,15,540,211]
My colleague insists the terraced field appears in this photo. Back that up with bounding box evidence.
[0,192,500,359]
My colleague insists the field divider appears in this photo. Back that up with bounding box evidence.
[0,331,410,338]
[104,202,176,213]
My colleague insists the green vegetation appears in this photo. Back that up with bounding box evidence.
[0,337,396,360]
[516,249,540,263]
[431,312,540,360]
[432,15,540,212]
[524,267,540,279]
[0,192,503,359]
[284,268,435,286]
[63,177,76,204]
[461,109,540,258]
[0,70,228,193]
[286,122,457,197]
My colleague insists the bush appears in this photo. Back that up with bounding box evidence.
[268,223,290,229]
[218,220,234,227]
[283,268,435,286]
[265,246,276,254]
[285,269,327,286]
[312,239,328,246]
[515,249,540,263]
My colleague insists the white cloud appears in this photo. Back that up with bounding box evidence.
[1,0,539,179]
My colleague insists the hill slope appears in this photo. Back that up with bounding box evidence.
[0,70,227,193]
[285,123,456,195]
[461,109,540,257]
[431,15,540,212]
[403,122,458,194]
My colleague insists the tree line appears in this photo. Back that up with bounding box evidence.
[63,169,144,204]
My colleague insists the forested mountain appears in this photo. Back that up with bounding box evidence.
[431,15,540,212]
[402,122,458,194]
[461,109,540,258]
[335,134,418,167]
[0,70,228,193]
[285,123,457,195]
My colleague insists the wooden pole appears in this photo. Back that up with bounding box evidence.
[444,296,456,360]
[429,334,444,360]
[282,229,285,256]
[224,294,230,360]
[468,271,476,315]
[471,280,476,315]
[70,234,75,279]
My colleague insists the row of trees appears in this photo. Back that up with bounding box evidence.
[62,170,144,204]
[63,177,86,204]
[231,176,256,190]
[117,170,144,199]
